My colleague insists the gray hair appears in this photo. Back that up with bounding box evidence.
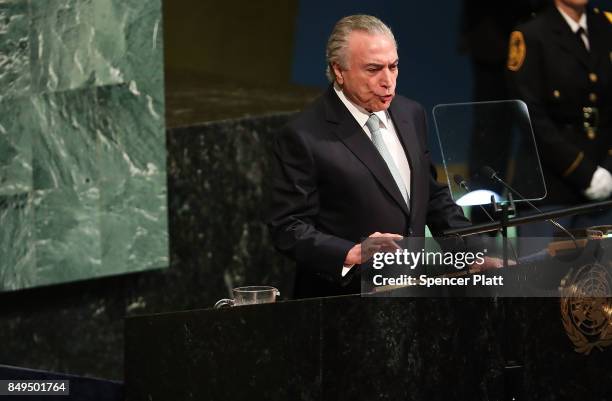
[325,15,397,82]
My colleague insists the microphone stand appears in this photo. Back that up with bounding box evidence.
[490,193,516,269]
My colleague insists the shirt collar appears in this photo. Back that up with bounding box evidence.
[333,84,389,129]
[557,6,588,34]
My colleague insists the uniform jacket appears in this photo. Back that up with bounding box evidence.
[507,6,612,205]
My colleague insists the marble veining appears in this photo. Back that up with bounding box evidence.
[0,0,167,291]
[0,0,30,101]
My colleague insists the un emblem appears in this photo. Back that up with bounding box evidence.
[560,263,612,355]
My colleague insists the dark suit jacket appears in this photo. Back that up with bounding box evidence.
[507,6,612,205]
[268,86,472,298]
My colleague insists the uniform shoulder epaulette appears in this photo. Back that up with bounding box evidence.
[594,7,612,23]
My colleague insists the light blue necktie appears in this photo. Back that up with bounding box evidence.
[365,114,410,208]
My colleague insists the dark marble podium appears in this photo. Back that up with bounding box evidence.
[125,295,612,401]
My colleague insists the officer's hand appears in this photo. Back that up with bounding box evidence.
[584,166,612,200]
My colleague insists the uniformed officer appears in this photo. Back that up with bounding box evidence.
[507,0,612,219]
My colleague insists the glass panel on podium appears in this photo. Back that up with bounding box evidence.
[432,100,546,206]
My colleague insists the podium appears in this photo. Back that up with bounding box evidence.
[125,293,612,401]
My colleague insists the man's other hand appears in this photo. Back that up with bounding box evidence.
[469,256,515,273]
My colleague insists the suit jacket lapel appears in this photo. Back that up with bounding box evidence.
[324,87,410,217]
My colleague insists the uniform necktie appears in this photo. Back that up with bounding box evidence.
[365,114,410,208]
[576,27,589,52]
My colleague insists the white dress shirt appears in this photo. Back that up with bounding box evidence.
[557,7,589,50]
[333,85,412,197]
[333,84,412,276]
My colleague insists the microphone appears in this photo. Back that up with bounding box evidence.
[453,174,469,192]
[480,166,578,247]
[453,174,495,222]
[481,166,499,182]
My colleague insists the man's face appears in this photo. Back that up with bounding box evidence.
[556,0,588,9]
[333,31,398,112]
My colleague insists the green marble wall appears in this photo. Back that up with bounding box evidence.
[0,0,167,291]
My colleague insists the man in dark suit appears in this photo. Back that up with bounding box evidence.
[268,15,491,299]
[507,0,612,219]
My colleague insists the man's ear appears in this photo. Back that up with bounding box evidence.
[332,63,344,85]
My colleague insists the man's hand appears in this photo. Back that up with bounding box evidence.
[469,256,515,273]
[584,166,612,200]
[344,232,403,265]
